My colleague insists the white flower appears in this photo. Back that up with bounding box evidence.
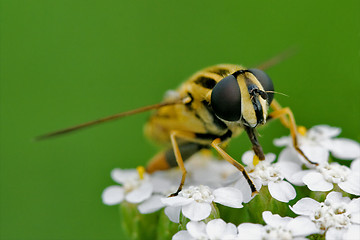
[237,211,319,240]
[302,159,360,195]
[231,151,296,203]
[185,153,238,189]
[290,192,360,240]
[173,219,238,240]
[276,148,314,186]
[162,185,243,222]
[138,168,184,214]
[279,157,360,195]
[102,168,152,205]
[275,125,360,165]
[102,167,173,213]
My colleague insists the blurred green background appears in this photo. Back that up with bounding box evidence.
[1,0,359,239]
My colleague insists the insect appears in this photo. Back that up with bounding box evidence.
[36,51,316,197]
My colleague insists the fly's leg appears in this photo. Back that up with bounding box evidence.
[146,142,204,173]
[211,138,258,196]
[168,131,197,197]
[269,99,290,128]
[269,100,318,165]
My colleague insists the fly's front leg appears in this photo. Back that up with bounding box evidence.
[268,103,318,165]
[269,99,290,128]
[168,130,197,197]
[211,138,258,196]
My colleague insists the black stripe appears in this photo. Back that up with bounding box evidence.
[220,130,233,141]
[201,100,228,130]
[232,69,249,78]
[252,97,264,125]
[245,77,264,125]
[195,130,232,142]
[194,76,217,89]
[185,92,194,110]
[208,68,231,77]
[165,143,206,167]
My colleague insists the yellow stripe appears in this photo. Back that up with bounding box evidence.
[244,72,269,123]
[237,74,257,126]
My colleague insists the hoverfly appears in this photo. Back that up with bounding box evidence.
[36,51,316,197]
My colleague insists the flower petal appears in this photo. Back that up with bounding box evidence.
[161,196,194,207]
[350,211,360,225]
[237,223,263,240]
[277,147,301,163]
[101,186,124,205]
[325,191,350,204]
[223,172,242,186]
[164,206,181,223]
[325,227,346,240]
[276,160,301,176]
[291,170,312,186]
[191,160,235,188]
[150,172,176,193]
[287,216,320,236]
[343,224,360,240]
[351,158,360,172]
[273,136,292,147]
[213,187,243,208]
[307,125,341,139]
[186,221,207,239]
[138,195,164,214]
[242,150,255,166]
[262,211,292,227]
[338,173,360,195]
[300,145,329,165]
[206,219,227,239]
[265,153,276,163]
[276,161,307,185]
[268,181,296,202]
[290,198,320,216]
[325,138,360,160]
[348,197,360,211]
[233,176,260,203]
[125,181,153,203]
[302,172,333,191]
[111,168,137,184]
[182,202,211,221]
[223,222,238,238]
[172,230,194,240]
[348,198,360,224]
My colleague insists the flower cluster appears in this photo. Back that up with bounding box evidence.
[291,192,360,239]
[101,125,360,240]
[174,211,320,240]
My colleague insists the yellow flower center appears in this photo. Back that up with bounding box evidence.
[253,154,260,166]
[297,125,307,136]
[136,166,146,180]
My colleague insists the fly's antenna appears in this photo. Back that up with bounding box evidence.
[265,90,289,97]
[35,97,189,141]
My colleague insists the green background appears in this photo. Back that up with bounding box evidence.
[1,0,359,239]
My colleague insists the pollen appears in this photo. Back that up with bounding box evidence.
[200,148,212,157]
[179,185,215,203]
[297,125,307,136]
[253,155,260,166]
[136,166,146,180]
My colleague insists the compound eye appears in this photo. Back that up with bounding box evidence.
[248,68,274,104]
[211,75,241,121]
